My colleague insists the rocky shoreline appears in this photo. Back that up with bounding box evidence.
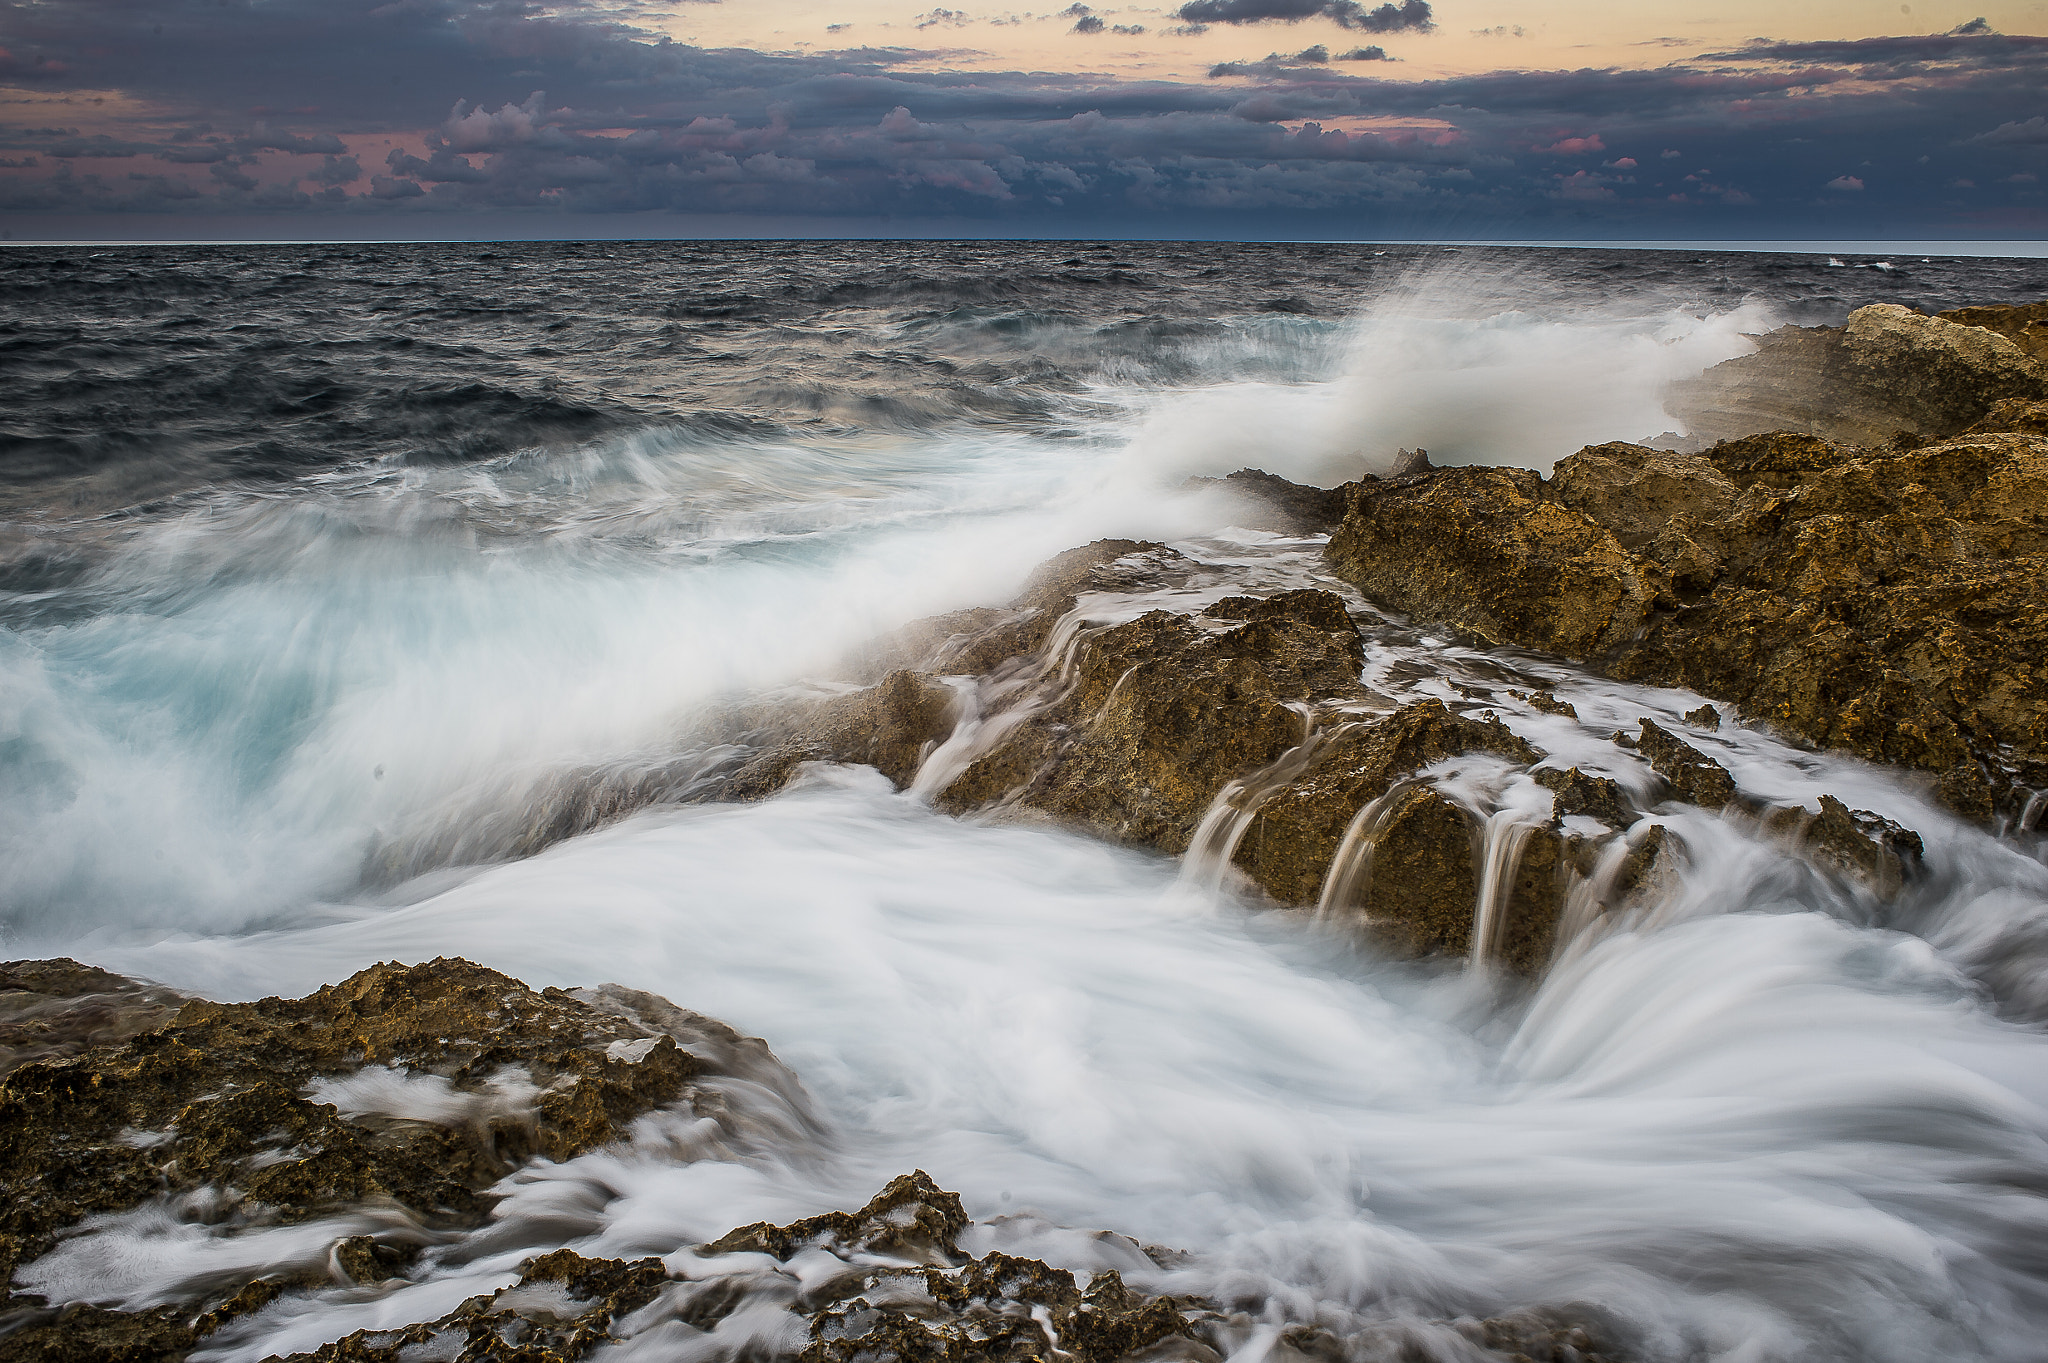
[5,298,2045,1359]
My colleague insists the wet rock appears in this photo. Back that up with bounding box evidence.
[282,1248,674,1362]
[1325,466,1654,660]
[0,959,774,1318]
[937,588,1368,852]
[1635,720,1737,809]
[1343,785,1479,959]
[1323,420,2048,821]
[722,669,958,799]
[1230,700,1537,907]
[1521,690,1579,718]
[1766,796,1924,899]
[0,960,188,1080]
[1181,469,1347,535]
[704,1170,969,1266]
[1536,767,1634,827]
[1609,824,1679,909]
[1683,704,1722,731]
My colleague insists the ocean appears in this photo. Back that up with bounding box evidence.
[5,239,2048,1361]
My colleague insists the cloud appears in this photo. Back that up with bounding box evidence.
[1826,174,1864,190]
[1972,115,2048,144]
[1172,0,1432,33]
[2,0,2043,233]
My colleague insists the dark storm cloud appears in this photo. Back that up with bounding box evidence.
[0,0,2042,232]
[1173,0,1432,33]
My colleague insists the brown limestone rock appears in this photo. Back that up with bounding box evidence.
[1325,467,1653,660]
[937,589,1367,853]
[703,1170,970,1266]
[1766,796,1925,900]
[1343,787,1480,960]
[0,959,735,1316]
[1963,397,2048,438]
[1635,720,1737,809]
[1535,767,1634,827]
[1671,304,2048,447]
[1939,300,2048,361]
[1232,700,1536,907]
[282,1249,674,1363]
[0,960,188,1081]
[1323,418,2048,821]
[1548,443,1740,550]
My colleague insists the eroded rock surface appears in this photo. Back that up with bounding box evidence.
[0,958,793,1350]
[1671,302,2048,447]
[1325,417,2048,818]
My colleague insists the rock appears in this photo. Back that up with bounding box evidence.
[1670,304,2048,447]
[1181,469,1347,535]
[0,958,786,1321]
[1389,446,1434,476]
[1767,796,1924,899]
[1536,767,1634,827]
[291,1186,1188,1363]
[1322,425,2048,821]
[1962,396,2048,438]
[1344,785,1479,959]
[0,960,188,1080]
[281,1248,675,1362]
[1548,442,1741,550]
[1636,720,1737,809]
[937,588,1368,852]
[1684,704,1722,731]
[721,669,959,799]
[1229,700,1537,907]
[703,1170,969,1266]
[1936,300,2048,362]
[1521,690,1578,718]
[1325,467,1654,660]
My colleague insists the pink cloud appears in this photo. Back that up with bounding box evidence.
[1535,133,1605,154]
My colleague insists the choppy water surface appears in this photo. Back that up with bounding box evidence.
[6,240,2048,1361]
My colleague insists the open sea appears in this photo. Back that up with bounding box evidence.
[6,240,2048,1361]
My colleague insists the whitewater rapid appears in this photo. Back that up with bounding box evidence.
[6,270,2048,1361]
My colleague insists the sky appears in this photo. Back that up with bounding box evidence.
[1,0,2045,240]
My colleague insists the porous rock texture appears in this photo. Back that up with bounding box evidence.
[1670,301,2048,448]
[1327,418,2048,819]
[0,958,767,1357]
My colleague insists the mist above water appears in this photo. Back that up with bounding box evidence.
[5,241,2048,1361]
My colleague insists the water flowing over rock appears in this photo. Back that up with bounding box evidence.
[0,958,804,1354]
[1324,413,2048,820]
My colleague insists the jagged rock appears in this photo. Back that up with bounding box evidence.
[1962,396,2048,438]
[1636,719,1737,809]
[0,960,189,1080]
[1325,466,1654,659]
[1521,690,1578,718]
[282,1248,675,1362]
[0,959,782,1326]
[704,1170,969,1266]
[722,669,958,799]
[1684,704,1722,730]
[937,589,1367,852]
[1671,303,2048,447]
[1389,447,1434,476]
[1940,300,2048,361]
[1181,469,1347,535]
[1765,796,1924,899]
[1230,700,1537,907]
[1323,429,2048,820]
[1548,442,1740,550]
[1344,786,1479,959]
[1536,767,1634,827]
